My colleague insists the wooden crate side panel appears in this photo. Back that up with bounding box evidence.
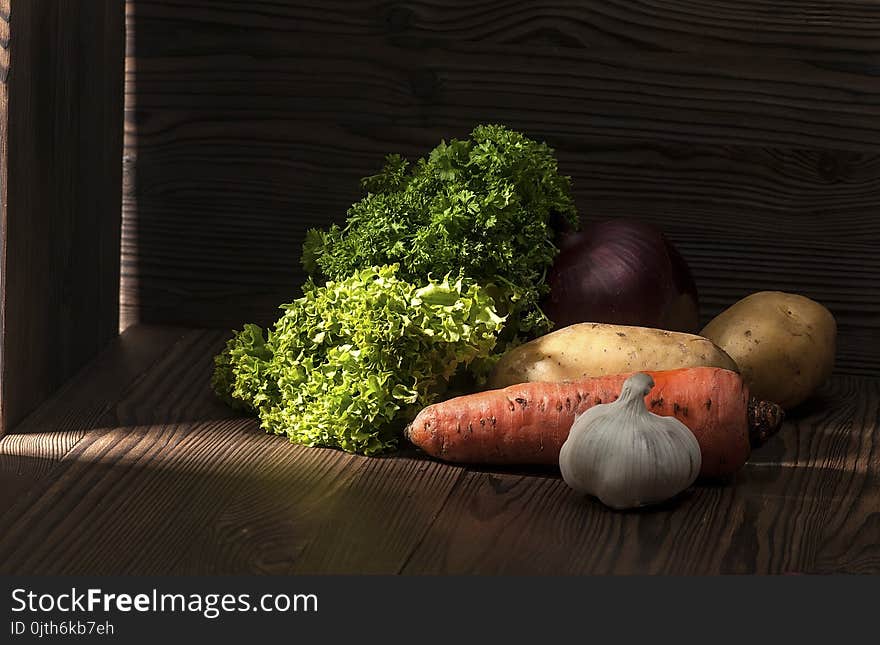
[0,0,8,433]
[0,0,125,434]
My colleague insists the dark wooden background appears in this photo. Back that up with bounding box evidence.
[121,1,880,375]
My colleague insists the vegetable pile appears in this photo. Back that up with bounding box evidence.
[213,125,577,454]
[213,122,839,511]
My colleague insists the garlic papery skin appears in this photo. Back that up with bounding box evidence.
[559,372,702,510]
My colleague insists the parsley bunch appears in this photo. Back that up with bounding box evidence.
[303,124,577,342]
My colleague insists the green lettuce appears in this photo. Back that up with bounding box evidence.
[212,265,504,455]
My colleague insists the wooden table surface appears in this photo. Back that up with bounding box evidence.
[0,324,877,575]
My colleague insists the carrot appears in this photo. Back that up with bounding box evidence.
[404,367,784,479]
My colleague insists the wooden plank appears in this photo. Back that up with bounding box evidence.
[179,447,463,575]
[0,328,464,575]
[0,328,226,573]
[400,375,880,574]
[0,0,125,434]
[0,0,10,437]
[0,0,8,431]
[124,38,880,153]
[0,325,189,520]
[127,0,880,60]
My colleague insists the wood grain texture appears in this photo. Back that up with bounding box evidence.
[0,325,188,521]
[0,326,876,574]
[121,1,880,375]
[0,0,125,434]
[0,327,465,575]
[127,0,880,59]
[0,0,8,433]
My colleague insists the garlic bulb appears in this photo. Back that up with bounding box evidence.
[559,372,701,510]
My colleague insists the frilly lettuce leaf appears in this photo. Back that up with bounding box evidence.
[212,265,504,455]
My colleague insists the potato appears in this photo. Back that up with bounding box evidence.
[488,322,738,389]
[700,291,836,409]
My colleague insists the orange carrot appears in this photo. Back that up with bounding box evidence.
[405,367,784,479]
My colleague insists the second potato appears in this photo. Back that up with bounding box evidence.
[700,291,836,409]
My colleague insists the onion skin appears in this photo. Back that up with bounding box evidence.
[544,219,700,333]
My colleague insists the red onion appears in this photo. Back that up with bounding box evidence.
[543,219,700,333]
